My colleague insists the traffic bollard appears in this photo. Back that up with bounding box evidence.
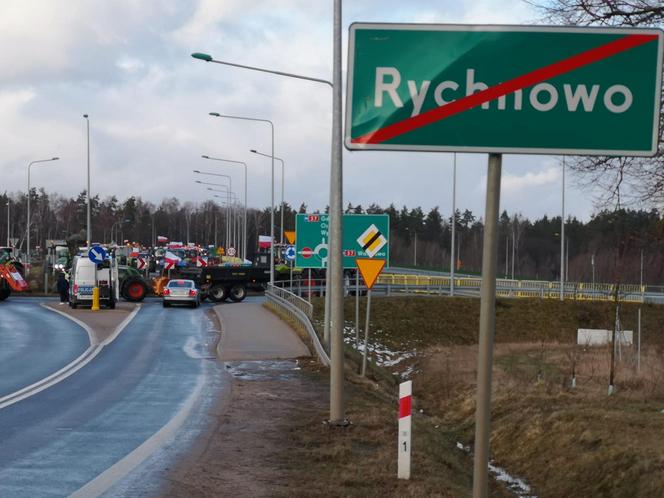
[91,287,100,311]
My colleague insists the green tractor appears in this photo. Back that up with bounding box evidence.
[118,265,150,302]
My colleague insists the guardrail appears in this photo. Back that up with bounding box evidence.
[266,283,329,366]
[274,273,653,304]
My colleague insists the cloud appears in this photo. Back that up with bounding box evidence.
[0,0,601,223]
[502,166,561,193]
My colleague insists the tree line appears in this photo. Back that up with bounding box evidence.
[1,189,661,285]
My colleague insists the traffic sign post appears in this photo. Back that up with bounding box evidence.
[285,245,296,289]
[88,246,107,312]
[346,24,662,155]
[345,23,663,498]
[284,230,296,245]
[295,214,389,269]
[356,258,386,377]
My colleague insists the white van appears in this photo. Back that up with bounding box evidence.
[69,254,119,309]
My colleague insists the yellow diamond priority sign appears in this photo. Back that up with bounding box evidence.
[357,224,387,258]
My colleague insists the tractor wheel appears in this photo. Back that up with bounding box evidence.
[123,278,147,302]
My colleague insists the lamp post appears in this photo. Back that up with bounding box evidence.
[27,157,59,272]
[209,190,239,250]
[192,7,345,426]
[6,200,10,247]
[194,179,232,248]
[208,112,275,286]
[83,114,91,247]
[194,171,233,248]
[250,149,285,245]
[202,155,248,260]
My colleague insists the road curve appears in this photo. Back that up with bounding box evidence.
[0,301,225,497]
[0,300,90,398]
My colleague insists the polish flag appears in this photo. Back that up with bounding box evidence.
[164,251,181,270]
[157,235,168,243]
[129,250,139,258]
[196,256,208,267]
[258,235,272,248]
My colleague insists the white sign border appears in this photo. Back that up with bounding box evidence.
[344,23,664,157]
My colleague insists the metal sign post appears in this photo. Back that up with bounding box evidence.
[472,154,502,497]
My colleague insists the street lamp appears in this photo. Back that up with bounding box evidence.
[210,189,239,250]
[6,200,10,247]
[83,114,91,247]
[211,193,240,250]
[27,157,59,272]
[202,155,248,260]
[192,16,345,427]
[195,173,233,249]
[208,112,275,286]
[195,180,237,249]
[251,149,285,245]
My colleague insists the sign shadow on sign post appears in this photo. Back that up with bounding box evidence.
[345,22,662,498]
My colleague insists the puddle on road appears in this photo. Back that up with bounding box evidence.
[224,360,301,381]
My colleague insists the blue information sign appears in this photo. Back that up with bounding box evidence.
[88,245,108,264]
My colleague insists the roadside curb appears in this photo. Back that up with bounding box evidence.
[0,304,141,411]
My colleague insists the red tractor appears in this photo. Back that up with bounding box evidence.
[0,247,29,301]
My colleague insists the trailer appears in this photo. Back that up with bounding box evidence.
[153,264,270,303]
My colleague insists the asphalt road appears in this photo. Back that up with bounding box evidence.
[0,299,226,497]
[0,300,90,398]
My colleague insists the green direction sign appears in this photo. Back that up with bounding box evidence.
[346,24,663,156]
[295,213,390,269]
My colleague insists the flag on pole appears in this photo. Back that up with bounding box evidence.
[258,235,272,249]
[164,251,181,270]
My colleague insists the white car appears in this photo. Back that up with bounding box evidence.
[162,279,200,308]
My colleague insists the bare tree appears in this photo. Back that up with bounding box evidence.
[532,0,664,206]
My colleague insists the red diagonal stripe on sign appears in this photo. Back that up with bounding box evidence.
[351,33,658,145]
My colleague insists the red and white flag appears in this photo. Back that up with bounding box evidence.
[157,235,168,243]
[164,251,181,270]
[258,235,272,248]
[196,256,208,267]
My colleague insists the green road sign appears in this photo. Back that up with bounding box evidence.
[345,24,663,156]
[295,213,390,269]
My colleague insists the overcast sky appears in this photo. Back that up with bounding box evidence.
[1,0,611,221]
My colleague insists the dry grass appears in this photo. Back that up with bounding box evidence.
[272,363,512,498]
[417,341,664,498]
[294,296,664,496]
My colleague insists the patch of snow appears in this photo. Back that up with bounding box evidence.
[488,462,536,498]
[454,443,536,498]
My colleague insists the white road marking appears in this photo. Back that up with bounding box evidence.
[0,304,141,410]
[70,373,206,498]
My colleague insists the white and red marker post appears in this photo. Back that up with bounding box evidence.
[398,380,412,479]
